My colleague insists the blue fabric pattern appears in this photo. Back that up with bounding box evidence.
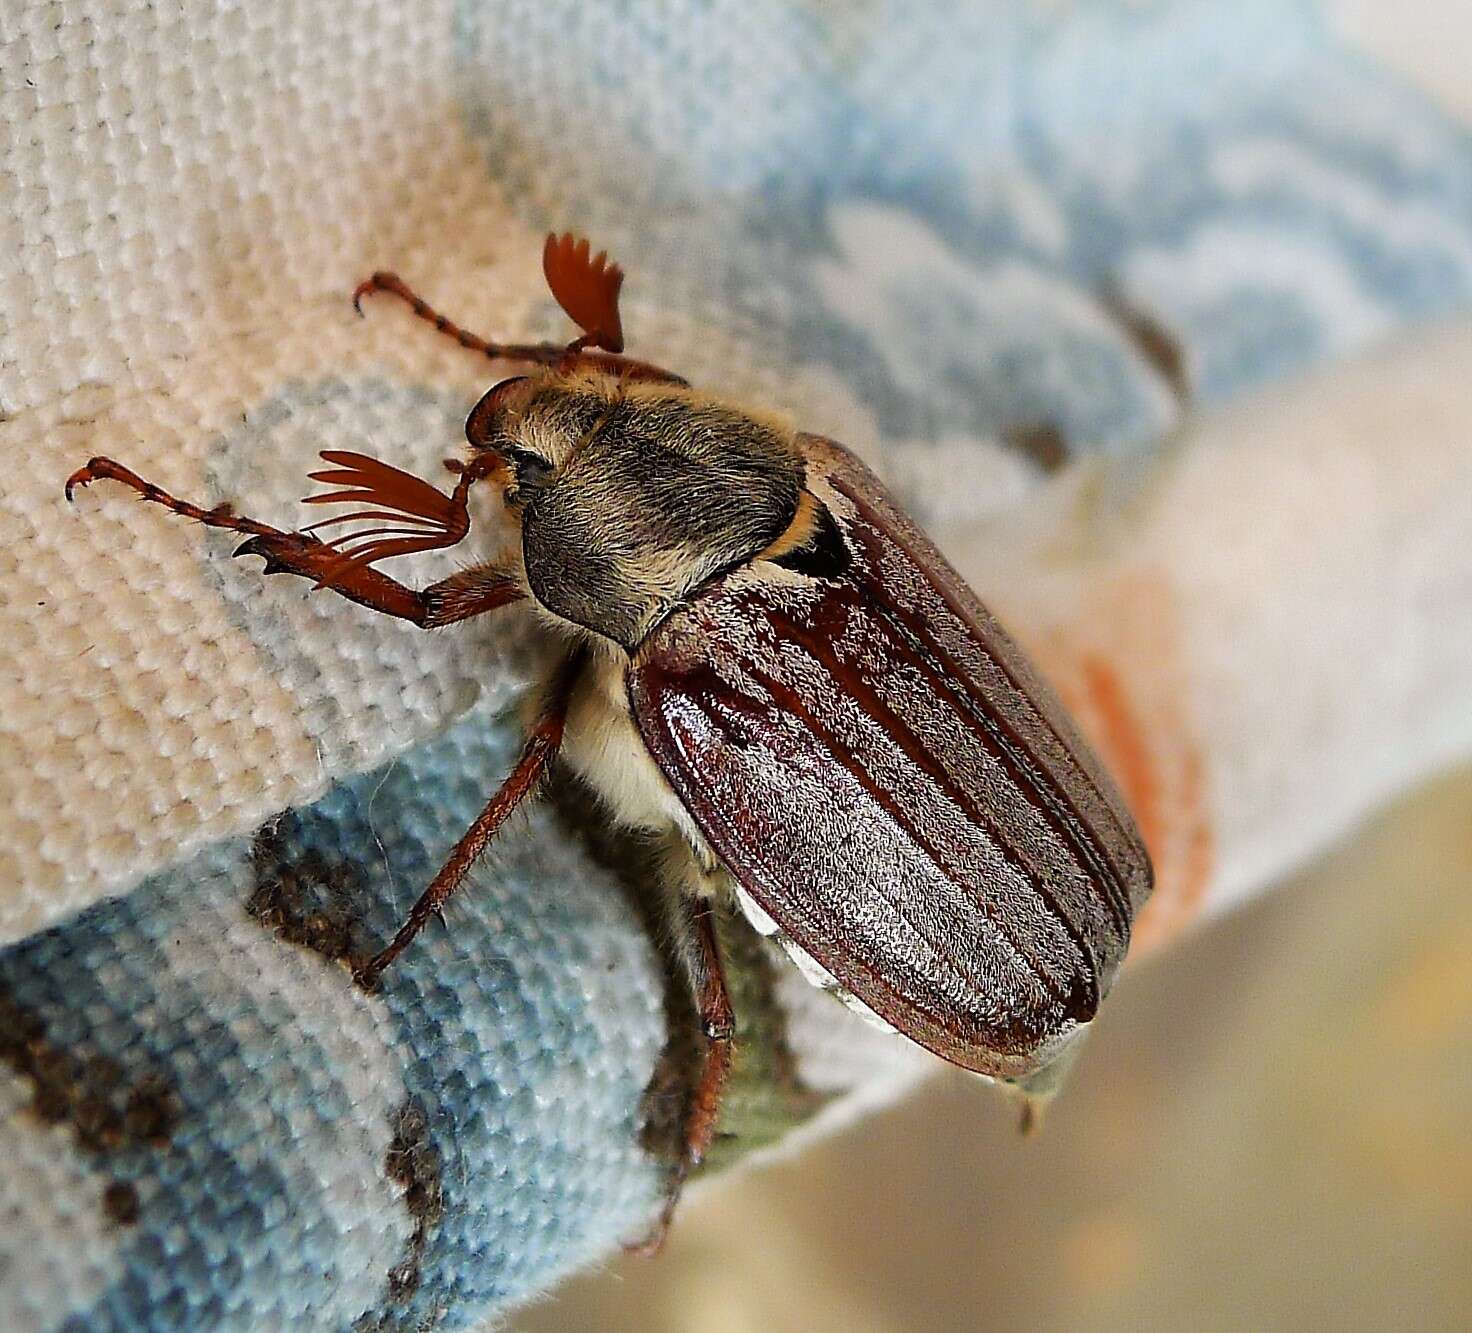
[3,714,663,1329]
[459,0,1472,453]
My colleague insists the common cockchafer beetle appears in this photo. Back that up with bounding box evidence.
[67,233,1153,1243]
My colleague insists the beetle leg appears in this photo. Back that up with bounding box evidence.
[353,271,573,367]
[680,899,737,1165]
[66,456,283,537]
[632,895,736,1256]
[353,272,687,385]
[414,564,525,628]
[233,535,523,626]
[65,455,525,625]
[352,648,587,989]
[1098,281,1191,408]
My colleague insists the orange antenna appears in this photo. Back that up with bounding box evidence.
[300,450,479,578]
[543,232,625,353]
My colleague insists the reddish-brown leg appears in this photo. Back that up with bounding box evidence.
[354,271,571,366]
[681,902,737,1165]
[64,456,523,626]
[632,897,736,1256]
[353,272,687,385]
[352,648,588,989]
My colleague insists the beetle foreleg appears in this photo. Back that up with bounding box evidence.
[414,564,526,627]
[65,455,525,625]
[352,648,587,989]
[65,456,282,537]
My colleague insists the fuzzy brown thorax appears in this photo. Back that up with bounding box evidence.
[478,372,806,648]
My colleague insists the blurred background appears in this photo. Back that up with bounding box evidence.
[522,767,1472,1332]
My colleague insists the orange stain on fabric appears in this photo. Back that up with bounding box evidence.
[1026,572,1214,958]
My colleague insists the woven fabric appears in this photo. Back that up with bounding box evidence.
[4,1,1472,1327]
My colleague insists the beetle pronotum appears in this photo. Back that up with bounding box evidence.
[67,233,1152,1243]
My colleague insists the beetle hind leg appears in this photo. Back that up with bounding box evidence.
[628,893,736,1256]
[678,900,737,1166]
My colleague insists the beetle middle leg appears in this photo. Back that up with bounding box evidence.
[353,647,588,989]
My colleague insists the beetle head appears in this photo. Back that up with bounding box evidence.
[472,375,806,649]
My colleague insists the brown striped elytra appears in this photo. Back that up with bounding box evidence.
[66,232,1153,1248]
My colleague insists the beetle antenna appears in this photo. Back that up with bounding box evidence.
[299,450,489,578]
[542,232,625,354]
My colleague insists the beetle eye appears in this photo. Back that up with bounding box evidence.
[503,444,553,489]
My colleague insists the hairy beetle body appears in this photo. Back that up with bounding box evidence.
[494,373,806,649]
[66,232,1153,1246]
[558,638,700,844]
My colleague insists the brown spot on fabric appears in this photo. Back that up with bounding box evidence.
[0,983,182,1224]
[101,1180,141,1226]
[249,823,376,983]
[353,1100,445,1331]
[123,1074,181,1149]
[32,1080,73,1124]
[385,1102,444,1298]
[0,986,180,1149]
[0,992,46,1055]
[1002,421,1070,473]
[88,1054,127,1092]
[75,1095,126,1152]
[1099,285,1191,405]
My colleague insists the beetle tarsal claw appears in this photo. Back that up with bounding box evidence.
[233,535,275,566]
[232,533,323,579]
[351,960,383,993]
[63,465,95,501]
